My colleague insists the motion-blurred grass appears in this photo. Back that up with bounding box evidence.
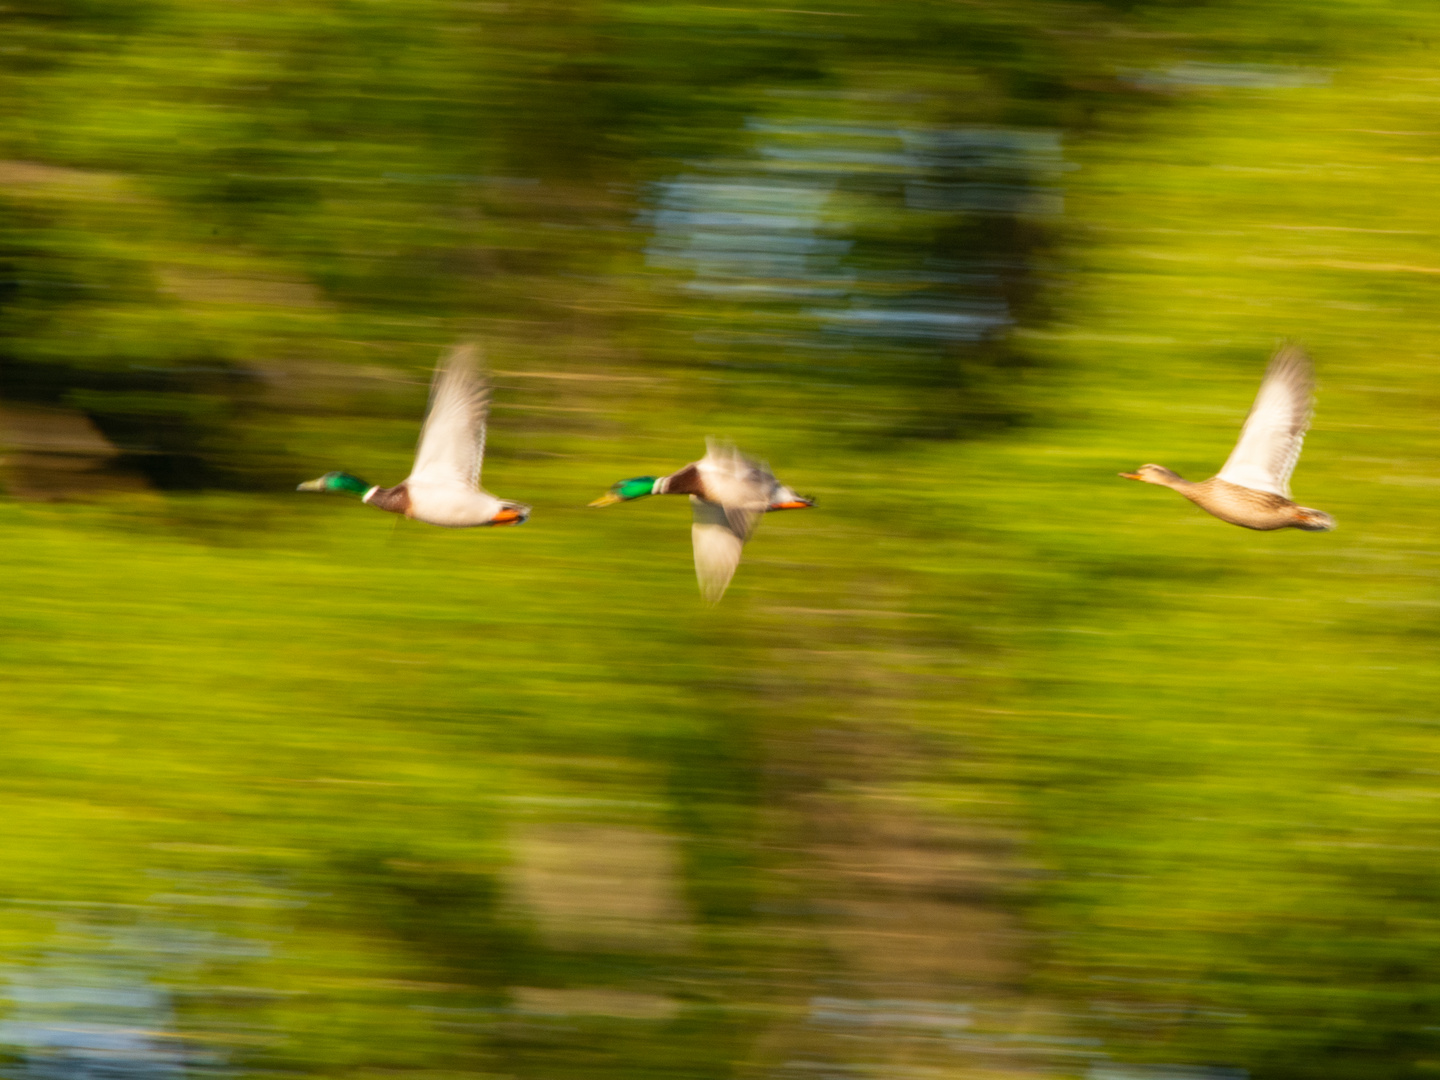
[3,1,1440,1079]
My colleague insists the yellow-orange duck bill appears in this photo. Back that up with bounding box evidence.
[588,492,623,507]
[1118,471,1143,481]
[769,498,815,510]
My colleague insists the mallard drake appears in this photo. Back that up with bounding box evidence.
[1121,344,1335,531]
[298,343,530,527]
[590,439,813,603]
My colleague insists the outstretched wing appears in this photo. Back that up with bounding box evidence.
[1216,344,1314,498]
[698,438,769,538]
[408,343,489,490]
[691,496,747,604]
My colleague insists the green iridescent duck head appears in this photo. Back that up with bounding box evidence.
[297,471,373,497]
[588,476,657,507]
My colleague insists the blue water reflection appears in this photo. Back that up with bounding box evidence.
[0,916,271,1080]
[646,116,1065,371]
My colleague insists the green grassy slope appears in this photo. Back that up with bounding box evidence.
[2,3,1440,1080]
[980,53,1440,1077]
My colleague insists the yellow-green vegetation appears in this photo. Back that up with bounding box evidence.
[1001,54,1440,1075]
[3,1,1440,1079]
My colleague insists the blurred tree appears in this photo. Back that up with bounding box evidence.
[0,0,1190,486]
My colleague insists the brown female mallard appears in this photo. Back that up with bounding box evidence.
[1120,344,1335,531]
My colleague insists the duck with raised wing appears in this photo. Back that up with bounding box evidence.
[298,343,530,527]
[1120,344,1335,531]
[590,439,813,603]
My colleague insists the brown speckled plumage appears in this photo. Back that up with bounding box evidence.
[1135,471,1331,531]
[1121,345,1336,532]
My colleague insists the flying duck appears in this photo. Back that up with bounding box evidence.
[298,343,530,527]
[1121,344,1335,531]
[590,439,813,602]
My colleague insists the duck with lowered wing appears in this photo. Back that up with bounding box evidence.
[590,439,813,603]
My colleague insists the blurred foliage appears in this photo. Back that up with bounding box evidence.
[0,0,1270,481]
[2,2,1440,1080]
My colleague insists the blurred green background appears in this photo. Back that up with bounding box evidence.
[1,1,1438,1078]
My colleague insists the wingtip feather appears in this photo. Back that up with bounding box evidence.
[445,340,483,371]
[1266,341,1314,390]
